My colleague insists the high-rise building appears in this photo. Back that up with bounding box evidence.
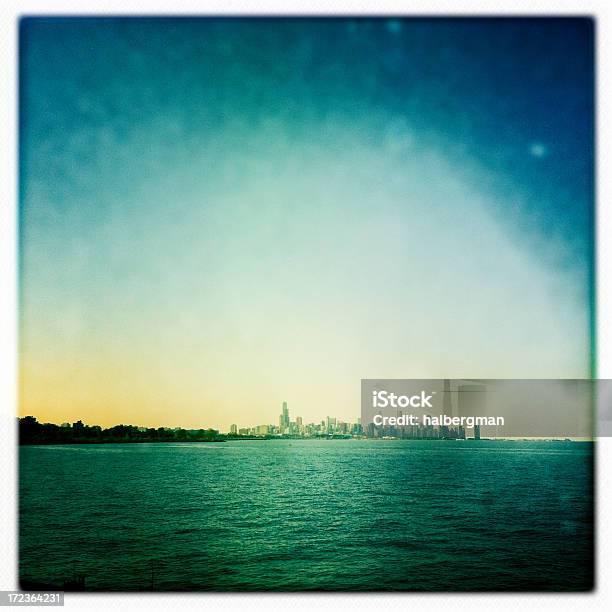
[279,401,290,433]
[230,424,237,435]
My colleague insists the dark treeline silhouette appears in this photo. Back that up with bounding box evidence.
[18,416,224,445]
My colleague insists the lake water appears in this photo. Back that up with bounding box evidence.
[19,439,594,591]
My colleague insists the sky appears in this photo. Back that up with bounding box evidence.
[19,17,594,430]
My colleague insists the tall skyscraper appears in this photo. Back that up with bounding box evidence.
[279,401,290,432]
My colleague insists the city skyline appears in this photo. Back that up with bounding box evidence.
[230,400,363,437]
[16,395,504,440]
[20,400,365,437]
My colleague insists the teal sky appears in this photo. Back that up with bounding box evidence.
[19,18,594,430]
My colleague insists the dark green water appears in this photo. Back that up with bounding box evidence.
[19,440,593,591]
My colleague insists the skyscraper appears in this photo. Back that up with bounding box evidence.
[279,401,290,433]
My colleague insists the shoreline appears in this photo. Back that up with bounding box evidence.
[18,437,592,446]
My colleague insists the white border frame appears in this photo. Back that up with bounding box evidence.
[1,3,610,611]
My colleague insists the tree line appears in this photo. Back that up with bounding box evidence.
[18,416,224,444]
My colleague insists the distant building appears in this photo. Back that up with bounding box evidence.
[459,382,487,440]
[440,379,452,438]
[326,416,336,433]
[279,401,290,433]
[230,424,237,435]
